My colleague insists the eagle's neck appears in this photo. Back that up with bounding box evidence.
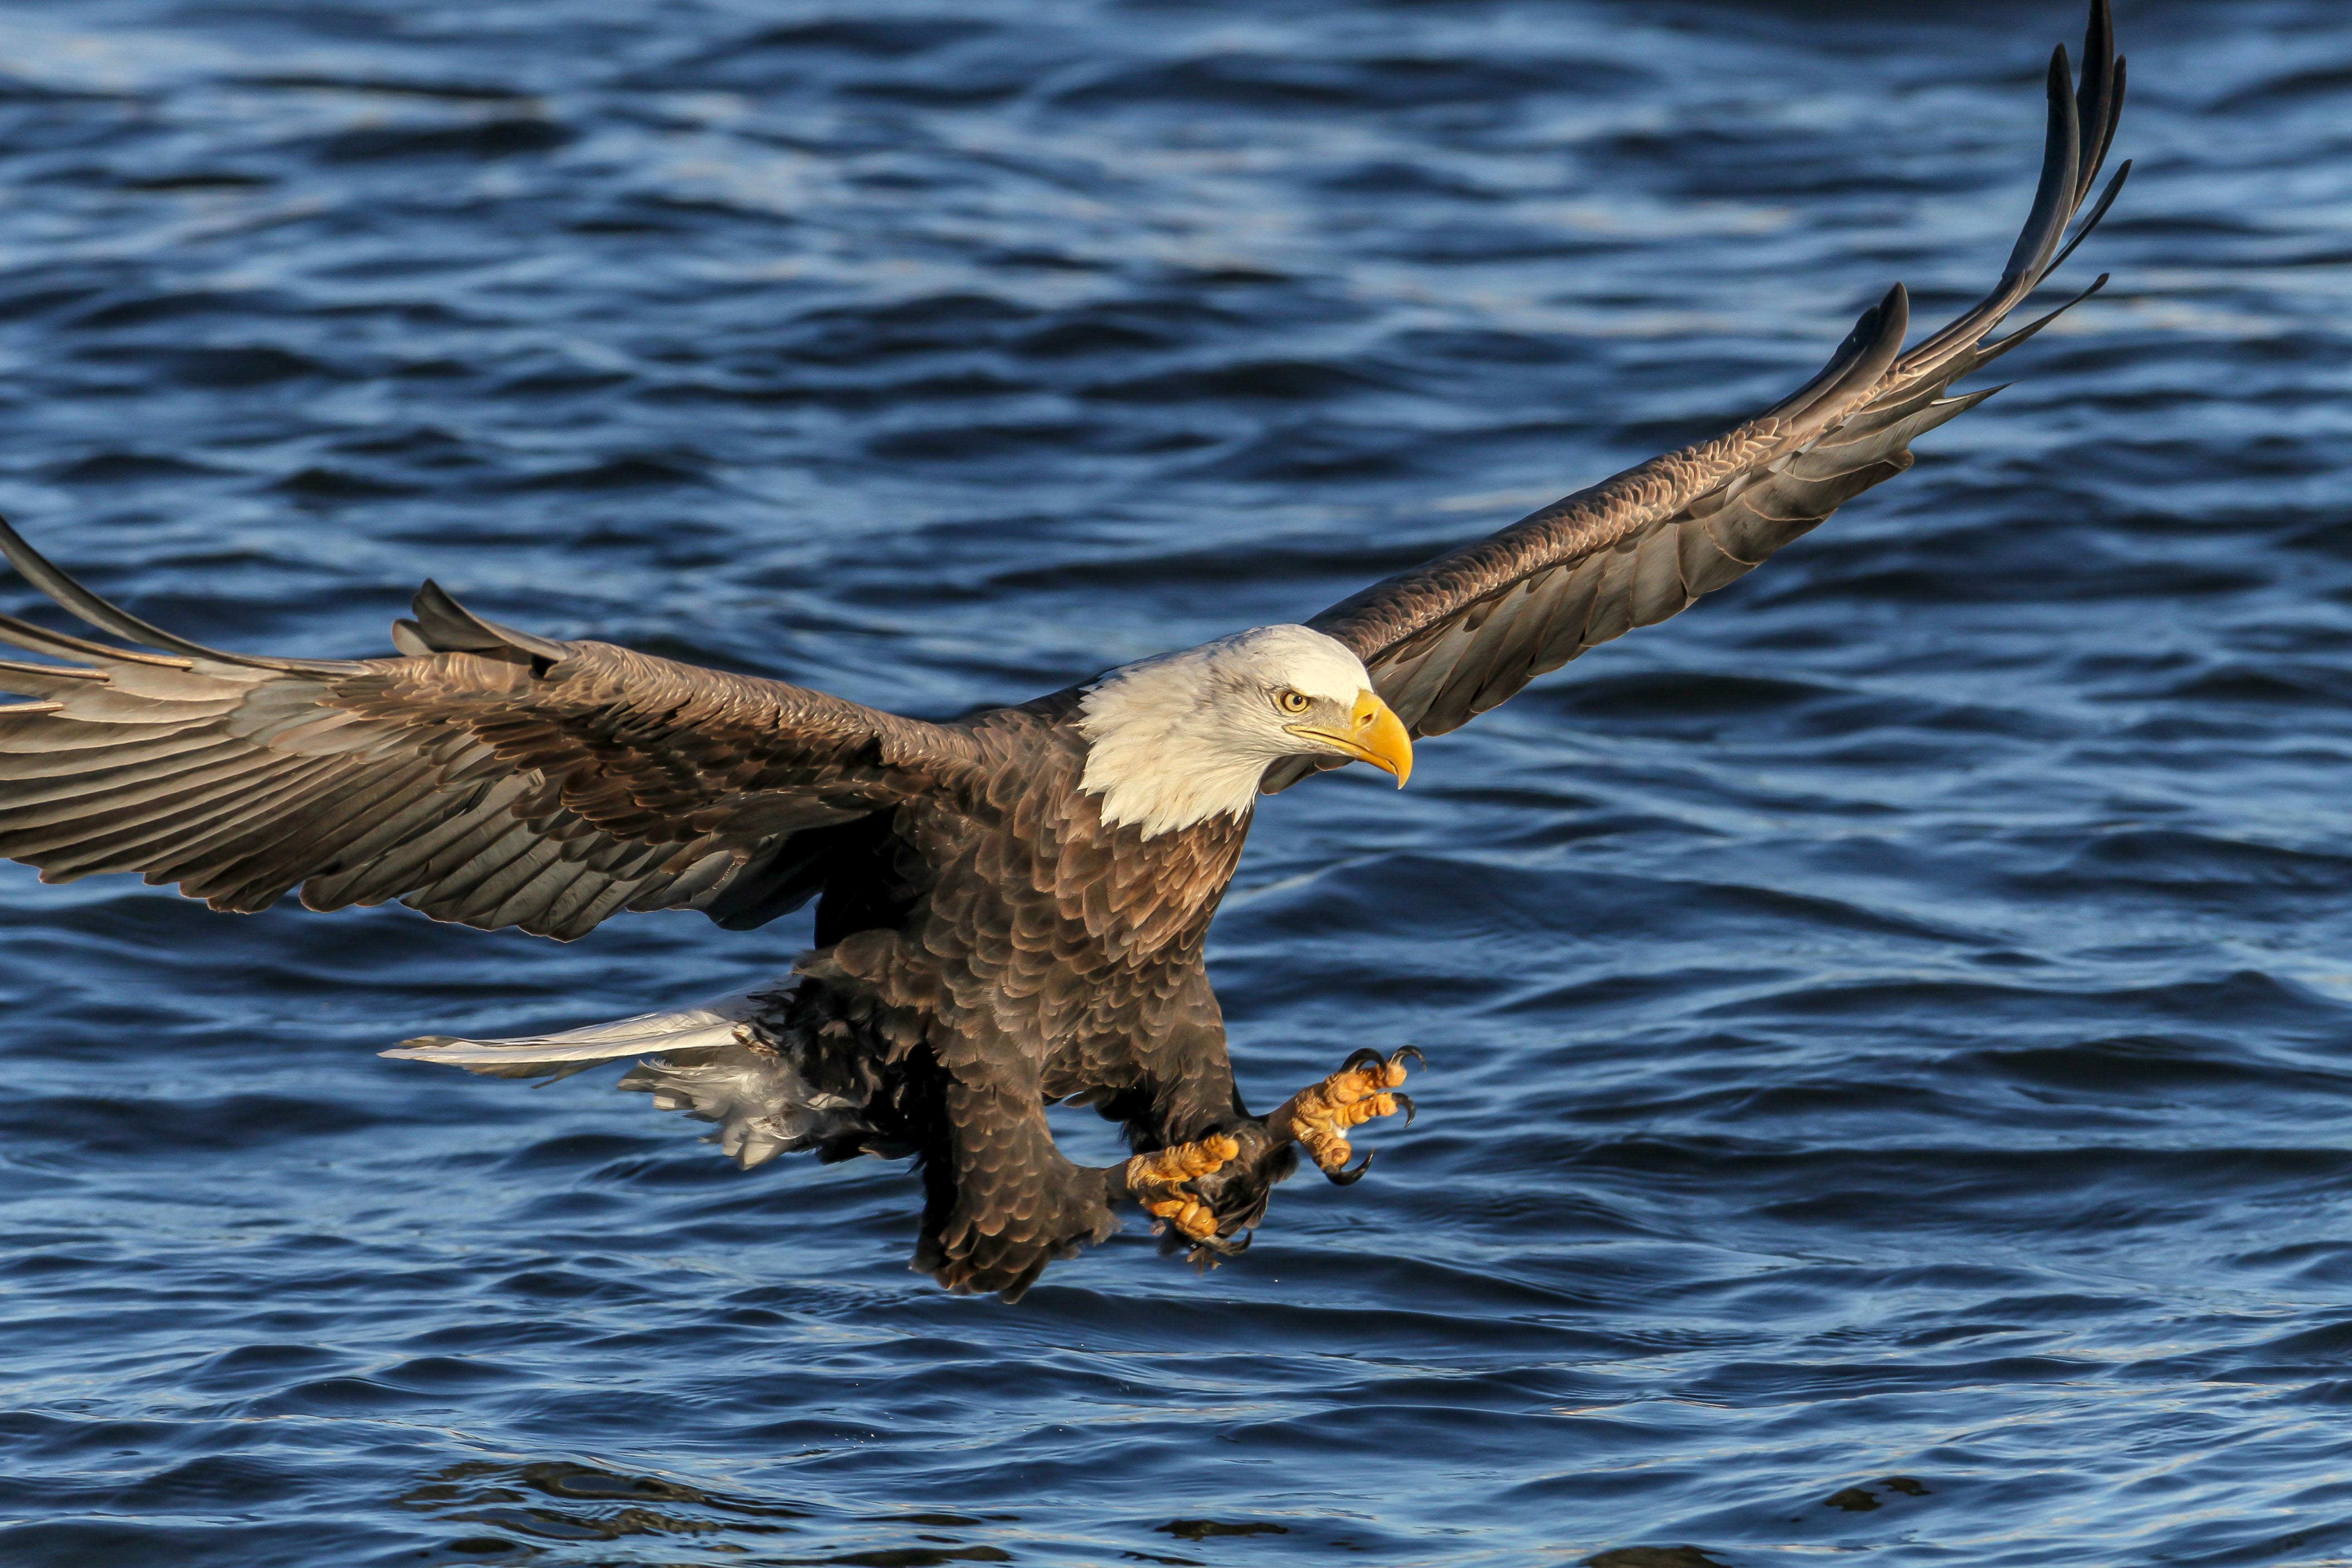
[1073,652,1270,839]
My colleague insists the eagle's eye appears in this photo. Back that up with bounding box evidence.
[1274,688,1312,715]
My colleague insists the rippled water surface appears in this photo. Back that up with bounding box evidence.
[3,1,2350,1563]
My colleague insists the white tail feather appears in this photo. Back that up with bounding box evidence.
[381,990,869,1167]
[381,993,762,1073]
[620,1052,857,1169]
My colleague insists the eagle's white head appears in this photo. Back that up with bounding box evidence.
[1074,624,1413,838]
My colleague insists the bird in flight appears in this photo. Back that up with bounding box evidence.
[0,5,2124,1298]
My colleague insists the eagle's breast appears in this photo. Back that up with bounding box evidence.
[799,708,1249,1083]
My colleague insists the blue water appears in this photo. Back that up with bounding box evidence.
[3,1,2349,1563]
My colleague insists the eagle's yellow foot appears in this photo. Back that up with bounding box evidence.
[1276,1047,1420,1185]
[1125,1132,1241,1241]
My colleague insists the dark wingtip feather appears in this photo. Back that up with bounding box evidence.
[1768,281,1911,429]
[2002,46,2083,286]
[0,513,287,669]
[2092,58,2127,195]
[2048,161,2130,276]
[1877,280,1909,343]
[410,580,573,665]
[2074,0,2117,201]
[1849,281,1911,390]
[0,608,191,670]
[1968,271,2111,376]
[1800,283,1909,432]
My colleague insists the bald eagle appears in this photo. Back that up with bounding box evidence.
[0,5,2123,1298]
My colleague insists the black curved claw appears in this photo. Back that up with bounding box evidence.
[1341,1047,1387,1075]
[1392,1092,1416,1128]
[1189,1227,1253,1263]
[1325,1147,1376,1186]
[1389,1045,1427,1072]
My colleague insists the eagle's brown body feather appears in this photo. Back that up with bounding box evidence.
[788,707,1257,1294]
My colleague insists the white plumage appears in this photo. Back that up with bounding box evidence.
[1076,625,1373,838]
[382,990,863,1168]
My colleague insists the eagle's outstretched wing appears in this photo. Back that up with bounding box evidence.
[1265,0,2125,792]
[0,519,981,940]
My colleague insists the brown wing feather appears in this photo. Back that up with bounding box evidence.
[1269,0,2126,786]
[0,519,981,939]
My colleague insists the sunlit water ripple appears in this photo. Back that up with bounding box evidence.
[3,1,2350,1564]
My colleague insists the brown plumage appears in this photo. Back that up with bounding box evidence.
[0,2,2124,1299]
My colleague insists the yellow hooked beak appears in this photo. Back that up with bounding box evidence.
[1286,689,1414,787]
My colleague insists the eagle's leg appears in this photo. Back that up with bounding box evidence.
[1269,1047,1420,1184]
[1122,1132,1241,1242]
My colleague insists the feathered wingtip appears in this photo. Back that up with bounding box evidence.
[0,514,338,672]
[1767,282,1911,431]
[0,511,574,673]
[1901,0,2127,381]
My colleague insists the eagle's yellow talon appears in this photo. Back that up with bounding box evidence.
[1275,1050,1420,1178]
[1127,1132,1241,1240]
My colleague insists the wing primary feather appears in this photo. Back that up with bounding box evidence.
[1899,41,2102,381]
[2072,0,2116,204]
[0,725,233,774]
[2047,163,2130,276]
[17,769,308,873]
[0,612,193,671]
[1796,284,1910,436]
[1999,48,2082,287]
[0,515,337,673]
[0,656,108,693]
[103,758,353,879]
[2090,57,2127,191]
[1969,274,2109,377]
[33,758,332,882]
[0,740,268,824]
[1765,282,1909,430]
[220,762,448,889]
